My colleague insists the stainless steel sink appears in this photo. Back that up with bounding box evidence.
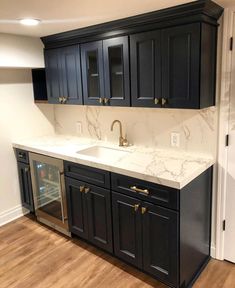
[77,145,130,161]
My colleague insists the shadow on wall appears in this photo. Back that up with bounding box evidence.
[0,68,32,84]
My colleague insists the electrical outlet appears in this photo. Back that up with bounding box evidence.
[76,121,82,135]
[171,132,180,147]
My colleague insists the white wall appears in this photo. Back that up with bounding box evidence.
[0,69,54,225]
[0,33,44,68]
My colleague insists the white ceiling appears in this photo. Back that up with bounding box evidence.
[0,0,232,38]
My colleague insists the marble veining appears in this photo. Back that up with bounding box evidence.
[53,105,218,157]
[12,135,214,189]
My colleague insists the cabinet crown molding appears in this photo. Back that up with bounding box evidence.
[41,0,223,49]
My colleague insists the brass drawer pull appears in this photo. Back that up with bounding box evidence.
[104,98,109,104]
[80,185,85,192]
[134,204,140,212]
[84,187,90,194]
[141,207,147,214]
[130,186,149,195]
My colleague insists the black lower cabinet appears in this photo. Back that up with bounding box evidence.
[63,162,212,288]
[112,192,142,268]
[66,177,89,240]
[112,192,178,286]
[87,184,113,252]
[142,202,178,287]
[17,157,34,212]
[65,177,113,253]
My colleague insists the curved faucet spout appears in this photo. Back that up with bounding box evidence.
[110,120,128,147]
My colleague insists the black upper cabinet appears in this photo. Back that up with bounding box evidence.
[81,41,105,106]
[45,45,83,104]
[42,1,223,109]
[161,23,200,109]
[142,202,178,287]
[103,36,130,106]
[60,45,83,105]
[81,37,130,107]
[45,48,61,104]
[130,31,161,107]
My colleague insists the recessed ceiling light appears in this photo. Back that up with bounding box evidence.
[19,18,41,26]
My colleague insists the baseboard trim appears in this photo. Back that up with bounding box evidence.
[211,244,216,259]
[0,205,29,227]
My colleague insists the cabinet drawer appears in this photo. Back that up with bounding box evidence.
[64,161,110,189]
[15,149,29,164]
[111,173,179,210]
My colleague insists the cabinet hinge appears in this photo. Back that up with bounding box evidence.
[223,220,226,231]
[226,134,229,147]
[230,37,233,51]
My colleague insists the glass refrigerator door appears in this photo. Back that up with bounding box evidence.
[32,160,64,221]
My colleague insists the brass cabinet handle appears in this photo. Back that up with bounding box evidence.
[141,207,147,214]
[104,98,109,104]
[84,187,90,194]
[99,98,103,104]
[80,185,85,193]
[130,186,149,195]
[134,204,140,212]
[161,98,167,106]
[154,98,159,105]
[62,97,67,104]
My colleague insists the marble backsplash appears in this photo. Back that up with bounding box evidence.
[54,105,218,158]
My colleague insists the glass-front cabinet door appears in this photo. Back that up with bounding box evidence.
[81,41,105,105]
[103,36,130,106]
[29,153,69,233]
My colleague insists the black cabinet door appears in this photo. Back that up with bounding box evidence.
[142,202,179,287]
[112,192,142,268]
[45,48,61,104]
[17,162,34,212]
[65,177,89,240]
[161,23,200,109]
[60,45,83,104]
[87,184,113,253]
[103,36,130,106]
[81,41,105,105]
[130,30,161,107]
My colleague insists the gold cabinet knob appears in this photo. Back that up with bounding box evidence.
[161,98,167,106]
[154,98,159,105]
[79,185,85,193]
[104,98,109,104]
[134,204,140,212]
[61,97,67,104]
[84,187,90,194]
[141,207,147,214]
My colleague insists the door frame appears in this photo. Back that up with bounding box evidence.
[216,8,235,260]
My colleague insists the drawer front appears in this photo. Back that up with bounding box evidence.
[111,173,179,210]
[64,161,110,188]
[15,149,29,164]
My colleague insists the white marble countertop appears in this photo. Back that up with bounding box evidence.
[12,135,215,189]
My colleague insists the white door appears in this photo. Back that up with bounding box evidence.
[224,14,235,263]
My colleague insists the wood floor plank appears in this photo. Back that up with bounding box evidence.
[0,216,234,288]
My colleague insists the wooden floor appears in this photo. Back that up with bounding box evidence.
[0,216,235,288]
